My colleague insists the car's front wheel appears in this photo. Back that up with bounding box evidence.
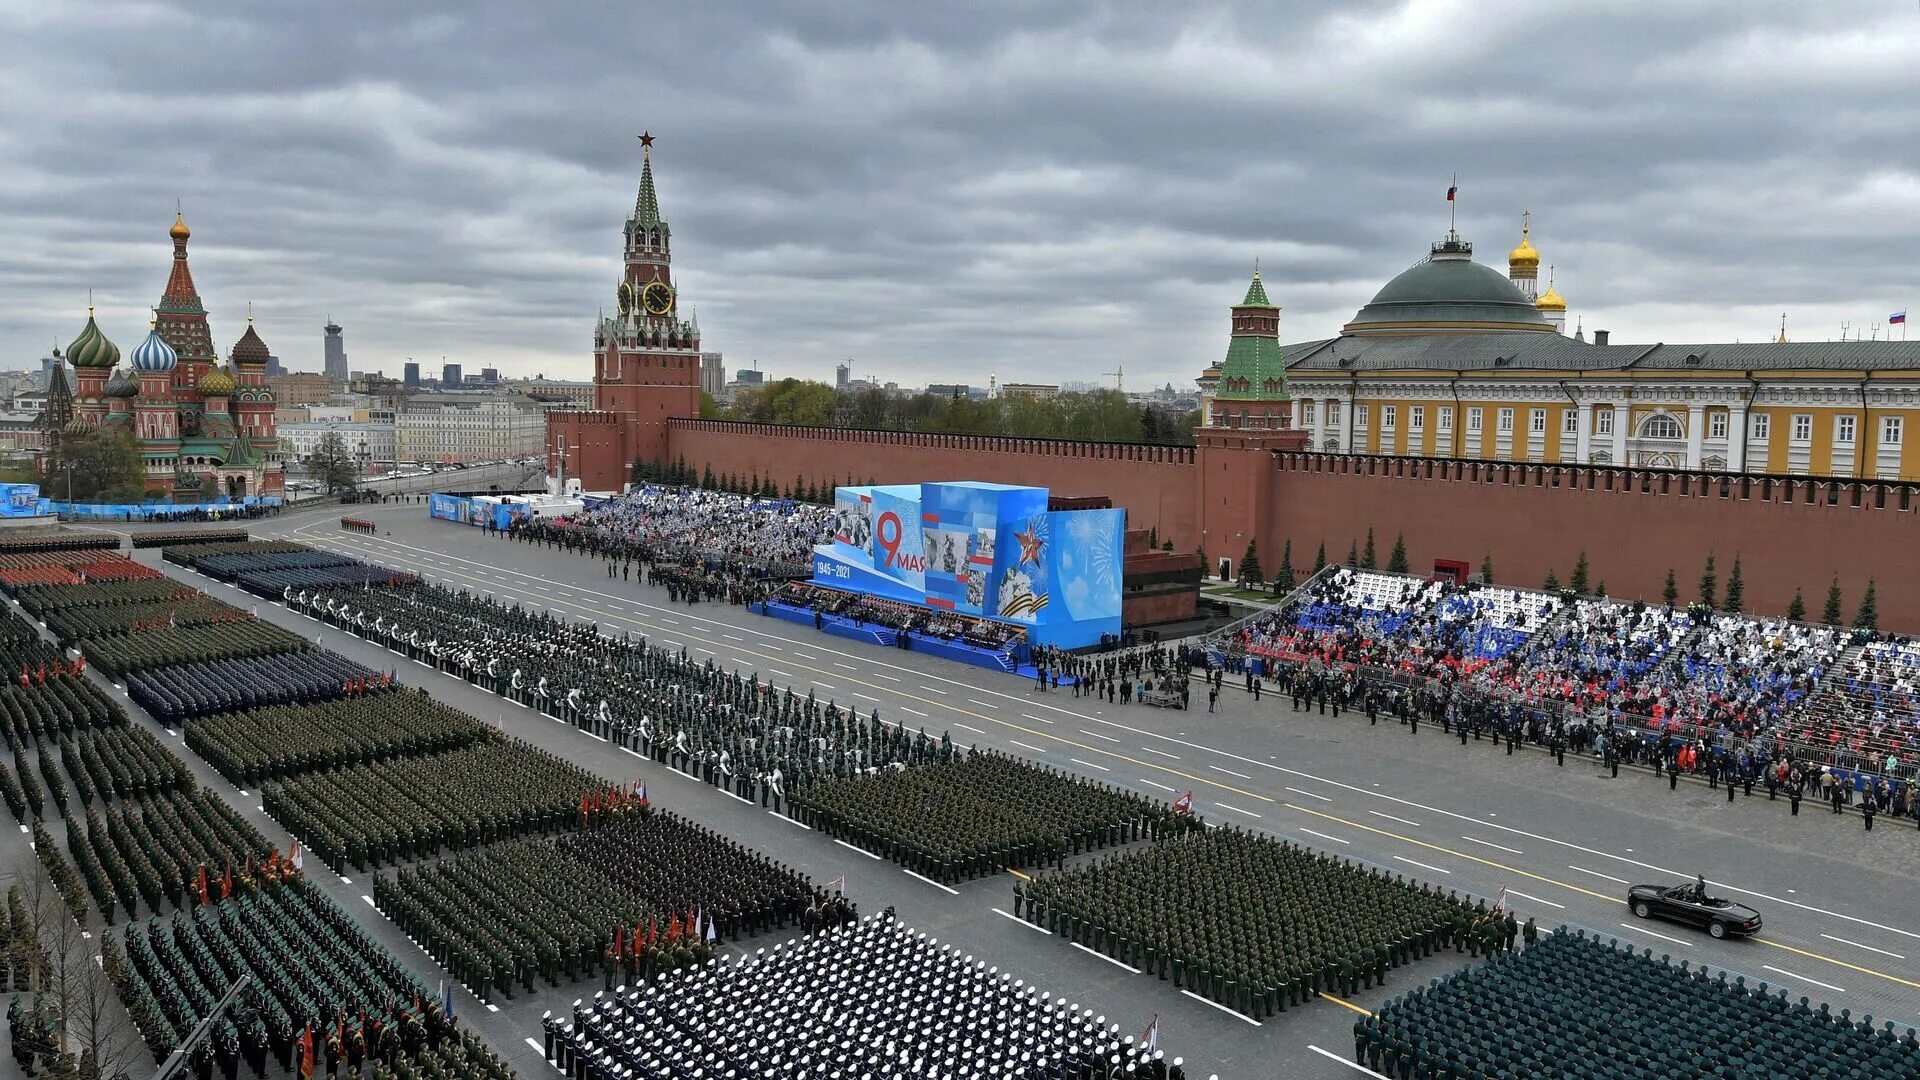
[1632,901,1650,919]
[1708,921,1728,939]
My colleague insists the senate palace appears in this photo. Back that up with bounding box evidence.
[1198,218,1920,481]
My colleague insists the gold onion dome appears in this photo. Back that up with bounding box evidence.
[170,212,191,241]
[1508,225,1540,269]
[197,365,236,396]
[66,309,120,368]
[1536,284,1566,312]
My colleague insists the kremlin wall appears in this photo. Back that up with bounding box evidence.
[550,144,1920,631]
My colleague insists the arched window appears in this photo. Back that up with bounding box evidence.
[1638,413,1683,440]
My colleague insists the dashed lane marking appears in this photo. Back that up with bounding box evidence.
[1210,764,1251,779]
[1078,728,1119,743]
[1820,934,1905,960]
[969,699,1001,710]
[1217,803,1262,819]
[1462,835,1524,854]
[1142,746,1181,760]
[899,706,929,717]
[1308,1045,1386,1075]
[1020,713,1055,725]
[1569,865,1630,885]
[1624,923,1695,948]
[831,838,881,861]
[769,812,811,830]
[993,908,1050,934]
[954,723,985,734]
[1181,989,1261,1026]
[1393,855,1449,875]
[1010,740,1047,754]
[1284,785,1333,802]
[1139,779,1178,793]
[1764,964,1847,994]
[1504,890,1564,909]
[1070,941,1140,973]
[903,869,959,895]
[1300,827,1350,845]
[1070,758,1111,772]
[1369,811,1423,827]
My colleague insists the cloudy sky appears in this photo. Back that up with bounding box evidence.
[4,1,1917,389]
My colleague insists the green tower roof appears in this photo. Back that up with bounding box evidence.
[1216,267,1289,401]
[1241,267,1274,307]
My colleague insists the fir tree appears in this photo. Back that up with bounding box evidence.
[1786,587,1806,623]
[1347,539,1360,567]
[701,463,716,489]
[1161,539,1173,552]
[1594,580,1607,598]
[1854,578,1878,631]
[1387,533,1410,574]
[1275,539,1297,595]
[1723,555,1744,614]
[1480,552,1494,584]
[1361,527,1378,570]
[1147,525,1160,550]
[1239,539,1263,585]
[793,474,805,500]
[1313,541,1328,574]
[1569,551,1590,596]
[1543,568,1560,592]
[1822,576,1844,626]
[1698,554,1717,610]
[1662,568,1679,607]
[1197,542,1210,577]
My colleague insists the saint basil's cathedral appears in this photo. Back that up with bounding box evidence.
[49,212,283,499]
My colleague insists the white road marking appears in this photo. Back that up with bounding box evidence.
[1624,923,1695,948]
[1569,865,1630,885]
[899,706,929,717]
[1819,934,1905,960]
[834,663,857,671]
[1078,728,1119,743]
[1070,758,1111,772]
[1461,835,1524,854]
[903,869,960,895]
[1369,811,1424,827]
[1308,1045,1388,1076]
[771,669,795,678]
[853,693,880,702]
[871,673,900,682]
[1300,827,1350,845]
[953,723,985,734]
[1504,890,1564,909]
[812,682,836,690]
[722,634,742,641]
[832,838,882,860]
[1020,713,1056,725]
[769,811,811,830]
[1764,964,1847,993]
[1139,779,1178,792]
[1010,740,1047,754]
[1180,989,1262,1026]
[793,651,817,659]
[1217,803,1262,819]
[1393,856,1450,875]
[525,1038,545,1055]
[361,895,375,907]
[1071,941,1141,973]
[968,699,1001,710]
[1211,764,1252,779]
[920,685,947,694]
[1284,786,1333,802]
[993,907,1050,934]
[1142,746,1182,760]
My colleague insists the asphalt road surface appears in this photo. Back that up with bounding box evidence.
[17,498,1915,1080]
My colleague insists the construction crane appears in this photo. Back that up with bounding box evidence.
[1104,366,1124,393]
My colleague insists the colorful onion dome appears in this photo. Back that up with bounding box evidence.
[63,416,92,437]
[197,364,236,396]
[230,318,271,366]
[130,325,178,372]
[104,368,139,398]
[66,309,120,369]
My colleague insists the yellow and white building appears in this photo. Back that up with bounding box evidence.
[1201,219,1920,480]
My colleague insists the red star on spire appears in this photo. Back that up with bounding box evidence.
[638,131,654,148]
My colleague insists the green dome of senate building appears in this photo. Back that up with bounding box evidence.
[1343,233,1556,336]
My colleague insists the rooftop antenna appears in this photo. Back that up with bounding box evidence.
[1841,321,1851,342]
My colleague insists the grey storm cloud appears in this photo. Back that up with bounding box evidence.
[2,0,1916,389]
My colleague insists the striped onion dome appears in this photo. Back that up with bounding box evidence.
[197,364,236,396]
[129,327,177,372]
[104,368,139,398]
[63,416,92,437]
[66,310,120,368]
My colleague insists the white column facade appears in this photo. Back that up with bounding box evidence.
[1686,403,1706,469]
[1574,401,1594,463]
[1611,401,1629,464]
[1727,404,1749,473]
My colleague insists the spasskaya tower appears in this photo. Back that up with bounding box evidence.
[548,133,703,490]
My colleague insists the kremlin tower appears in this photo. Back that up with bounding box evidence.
[1508,214,1568,335]
[49,212,282,500]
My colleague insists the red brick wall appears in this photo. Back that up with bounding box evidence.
[667,419,1203,546]
[1269,454,1920,629]
[546,411,628,492]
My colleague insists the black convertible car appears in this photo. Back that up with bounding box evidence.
[1627,877,1762,939]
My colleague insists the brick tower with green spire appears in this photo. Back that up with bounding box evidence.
[1209,263,1293,429]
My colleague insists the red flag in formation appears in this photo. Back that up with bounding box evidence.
[298,1027,315,1079]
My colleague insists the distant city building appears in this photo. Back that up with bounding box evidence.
[480,367,500,385]
[268,372,334,406]
[835,363,851,391]
[403,361,421,388]
[700,352,726,398]
[279,420,395,464]
[515,377,596,410]
[926,384,972,398]
[441,362,462,388]
[265,353,285,376]
[999,383,1060,401]
[396,390,545,462]
[323,319,347,385]
[735,369,765,388]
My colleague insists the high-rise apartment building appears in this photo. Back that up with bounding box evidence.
[323,319,347,385]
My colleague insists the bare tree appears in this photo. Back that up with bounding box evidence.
[15,846,97,1062]
[66,940,142,1080]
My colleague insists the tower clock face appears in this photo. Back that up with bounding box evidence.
[641,281,675,316]
[617,281,634,314]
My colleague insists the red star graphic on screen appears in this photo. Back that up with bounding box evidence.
[1015,526,1045,566]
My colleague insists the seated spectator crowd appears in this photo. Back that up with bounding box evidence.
[774,582,1025,654]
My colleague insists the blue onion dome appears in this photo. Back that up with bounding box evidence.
[129,325,178,372]
[66,308,120,369]
[104,368,139,398]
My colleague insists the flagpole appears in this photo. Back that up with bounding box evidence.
[1449,172,1458,234]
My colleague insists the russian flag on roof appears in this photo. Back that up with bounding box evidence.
[1892,311,1907,325]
